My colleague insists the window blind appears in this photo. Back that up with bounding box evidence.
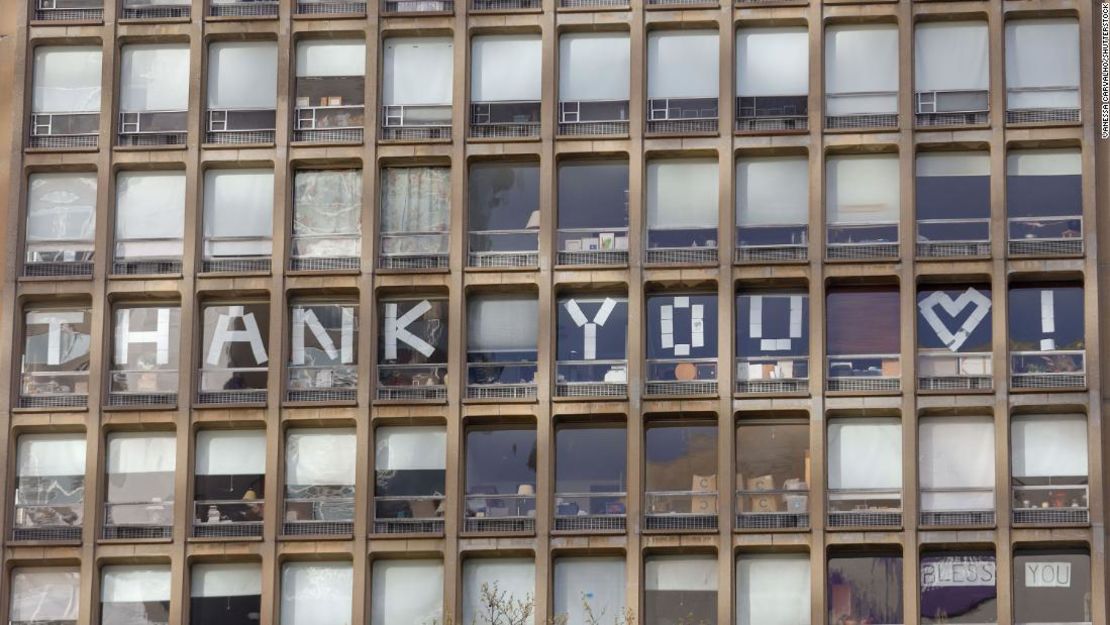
[1005,19,1080,109]
[736,27,808,97]
[471,35,542,102]
[916,152,990,177]
[10,568,79,624]
[375,426,446,471]
[32,46,102,113]
[736,554,810,625]
[467,295,539,353]
[914,22,989,92]
[285,429,356,486]
[827,419,902,490]
[101,566,171,603]
[826,154,901,225]
[919,417,994,510]
[736,156,808,226]
[26,173,96,245]
[462,559,535,625]
[115,171,185,258]
[202,169,274,257]
[647,31,719,99]
[645,555,717,591]
[17,434,86,477]
[281,562,353,625]
[553,557,625,624]
[195,430,266,476]
[191,563,261,598]
[371,560,443,625]
[559,33,630,102]
[106,432,175,475]
[295,40,366,77]
[120,44,190,112]
[825,25,898,115]
[1006,149,1081,176]
[207,41,278,109]
[382,38,453,106]
[646,159,719,229]
[1011,414,1088,478]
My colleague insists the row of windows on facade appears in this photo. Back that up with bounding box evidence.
[6,549,1094,625]
[22,146,1084,281]
[26,19,1081,150]
[10,411,1093,543]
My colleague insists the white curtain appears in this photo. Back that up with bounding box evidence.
[115,171,185,258]
[647,159,719,229]
[375,426,446,471]
[1012,414,1088,478]
[196,430,266,476]
[281,562,353,625]
[382,38,453,106]
[101,565,171,603]
[1006,149,1081,176]
[919,417,994,511]
[120,44,190,112]
[826,154,900,225]
[17,434,86,477]
[462,559,535,625]
[296,40,365,77]
[827,419,901,490]
[825,25,898,114]
[32,46,102,113]
[471,35,542,102]
[736,554,810,625]
[10,568,80,623]
[553,557,625,624]
[647,31,719,99]
[286,429,356,485]
[559,33,630,101]
[644,555,717,591]
[26,172,96,245]
[467,295,538,353]
[191,563,262,598]
[736,156,808,226]
[371,559,443,625]
[916,152,990,177]
[207,41,278,109]
[1005,19,1080,109]
[107,432,176,474]
[203,169,274,257]
[914,22,989,92]
[736,27,808,97]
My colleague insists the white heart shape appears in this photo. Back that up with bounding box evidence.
[917,288,992,352]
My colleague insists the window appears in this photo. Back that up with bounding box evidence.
[470,35,541,136]
[206,41,278,142]
[287,301,358,401]
[193,430,265,537]
[371,560,444,625]
[825,24,898,127]
[381,37,453,137]
[1013,549,1090,625]
[190,563,262,625]
[555,295,628,394]
[376,296,449,400]
[1008,284,1085,388]
[916,286,992,390]
[645,421,718,530]
[827,418,901,525]
[202,169,274,272]
[558,33,630,132]
[281,562,353,625]
[914,22,989,125]
[30,46,101,146]
[553,557,626,623]
[294,40,366,142]
[735,27,808,130]
[466,294,539,397]
[114,170,186,274]
[826,154,900,257]
[122,0,188,18]
[467,161,540,266]
[101,565,170,625]
[644,555,717,625]
[826,287,901,389]
[104,432,175,536]
[378,166,450,268]
[464,427,537,532]
[1006,149,1082,255]
[920,551,996,625]
[291,169,362,270]
[828,553,903,625]
[198,303,270,402]
[646,31,719,132]
[556,159,630,265]
[735,419,809,527]
[24,172,96,275]
[461,559,535,625]
[1011,414,1088,524]
[109,305,181,404]
[918,417,994,525]
[1005,19,1081,122]
[735,291,809,392]
[118,44,189,144]
[10,567,79,625]
[374,426,446,531]
[736,554,809,625]
[645,293,718,394]
[554,424,627,530]
[284,428,356,535]
[735,155,808,259]
[13,434,85,540]
[646,158,719,263]
[915,152,990,256]
[20,305,91,407]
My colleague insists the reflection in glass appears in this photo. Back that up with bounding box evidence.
[556,160,629,264]
[14,435,85,539]
[827,553,903,625]
[377,297,448,399]
[554,426,626,529]
[467,162,540,263]
[465,428,537,525]
[101,566,170,625]
[287,302,358,395]
[374,426,446,529]
[283,429,356,533]
[379,167,450,267]
[735,420,809,527]
[645,422,717,527]
[20,307,91,403]
[920,552,996,625]
[10,567,79,625]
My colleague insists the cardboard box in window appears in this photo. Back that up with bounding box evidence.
[746,475,777,512]
[691,474,717,514]
[881,359,901,378]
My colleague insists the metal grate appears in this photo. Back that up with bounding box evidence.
[192,522,263,538]
[121,4,190,18]
[295,0,367,12]
[644,247,718,265]
[554,516,626,532]
[825,114,899,130]
[826,243,899,260]
[735,117,808,133]
[917,241,990,258]
[11,526,82,542]
[205,130,275,144]
[28,135,98,149]
[293,127,363,144]
[827,511,901,528]
[382,0,453,10]
[469,123,540,138]
[380,125,451,141]
[1008,238,1083,257]
[285,388,356,403]
[290,256,359,272]
[471,0,538,8]
[282,521,354,536]
[468,251,538,268]
[920,510,994,528]
[117,132,187,147]
[1013,508,1088,526]
[466,384,537,400]
[644,514,717,531]
[915,111,989,128]
[201,258,270,274]
[196,390,267,405]
[1006,108,1080,125]
[1011,374,1086,390]
[208,1,278,15]
[554,382,627,398]
[106,392,177,408]
[736,513,809,530]
[33,7,103,19]
[23,261,93,278]
[644,381,717,397]
[646,119,717,135]
[102,525,172,540]
[559,0,627,6]
[557,121,629,136]
[376,386,447,401]
[827,378,900,392]
[556,250,627,266]
[464,518,535,533]
[112,259,181,276]
[378,254,449,270]
[736,379,808,394]
[736,245,807,263]
[918,376,992,392]
[373,518,444,535]
[18,395,87,409]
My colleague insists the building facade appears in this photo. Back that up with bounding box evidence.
[0,0,1107,623]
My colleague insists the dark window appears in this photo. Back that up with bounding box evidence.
[377,297,448,390]
[915,153,990,245]
[465,428,537,518]
[21,306,91,401]
[1008,284,1084,378]
[645,421,718,515]
[374,426,446,521]
[736,292,809,383]
[735,420,809,515]
[468,162,540,255]
[1013,549,1091,625]
[190,564,261,625]
[828,553,904,625]
[826,287,900,379]
[920,551,996,625]
[556,296,628,384]
[556,160,630,254]
[645,293,718,382]
[199,303,270,393]
[555,425,627,518]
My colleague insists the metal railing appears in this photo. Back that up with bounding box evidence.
[466,362,538,400]
[464,494,535,533]
[381,104,452,140]
[646,98,718,134]
[33,0,102,20]
[1012,484,1089,525]
[282,496,355,535]
[645,358,717,397]
[469,102,541,138]
[295,0,367,13]
[378,232,449,269]
[825,92,898,129]
[556,227,629,266]
[286,365,357,403]
[735,96,808,132]
[468,230,539,268]
[293,105,364,143]
[205,109,276,144]
[644,491,718,531]
[644,245,718,266]
[826,224,899,260]
[107,369,178,407]
[381,0,452,11]
[827,354,901,392]
[376,363,447,401]
[117,110,188,146]
[917,218,991,258]
[919,488,994,527]
[1005,87,1080,125]
[208,0,279,15]
[917,352,992,392]
[554,361,627,398]
[103,501,173,539]
[29,113,99,149]
[735,489,809,530]
[120,2,191,18]
[827,488,901,528]
[736,356,808,394]
[17,393,88,409]
[20,372,89,407]
[736,224,808,263]
[12,501,83,541]
[193,500,264,537]
[1010,350,1086,390]
[1008,215,1083,257]
[373,495,445,534]
[914,89,989,127]
[557,100,630,136]
[24,248,94,277]
[554,492,626,532]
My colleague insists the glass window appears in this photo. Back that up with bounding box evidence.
[281,562,353,625]
[461,558,535,625]
[287,301,358,394]
[645,293,718,384]
[555,425,627,524]
[104,432,175,529]
[646,31,719,121]
[736,291,809,387]
[827,553,903,625]
[291,169,362,267]
[202,169,274,266]
[114,171,185,268]
[294,40,366,135]
[825,25,898,117]
[735,27,808,125]
[916,286,992,384]
[193,430,265,530]
[101,565,170,625]
[827,418,901,515]
[735,156,808,251]
[735,420,809,521]
[190,563,262,625]
[466,294,539,390]
[14,434,85,537]
[284,429,356,530]
[199,303,270,395]
[382,38,453,128]
[1011,414,1088,515]
[826,154,900,247]
[471,35,541,105]
[1006,149,1082,243]
[1005,19,1080,112]
[20,306,91,403]
[918,417,994,516]
[736,553,809,625]
[11,567,79,625]
[207,41,278,131]
[553,557,627,624]
[376,296,449,395]
[1008,284,1085,384]
[646,158,719,254]
[465,427,537,521]
[110,305,181,399]
[644,555,717,625]
[556,295,628,385]
[826,287,900,381]
[645,421,718,519]
[31,46,101,142]
[914,22,989,114]
[556,159,629,260]
[378,166,450,266]
[25,172,96,269]
[1013,549,1090,625]
[371,560,444,625]
[558,33,630,124]
[119,44,189,136]
[915,152,990,249]
[920,551,996,625]
[374,426,446,523]
[467,161,540,260]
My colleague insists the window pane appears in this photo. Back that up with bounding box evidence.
[827,418,901,491]
[736,553,809,625]
[466,428,537,497]
[1008,285,1084,355]
[647,31,719,99]
[915,153,990,237]
[33,46,102,113]
[1013,549,1090,625]
[556,296,628,383]
[557,160,629,231]
[105,433,175,528]
[120,44,190,112]
[735,155,808,229]
[375,426,446,520]
[292,170,362,260]
[288,302,358,391]
[555,426,626,515]
[914,22,989,93]
[285,429,356,526]
[1005,19,1080,109]
[11,567,79,624]
[827,554,903,625]
[194,430,265,526]
[827,287,900,356]
[559,33,630,102]
[461,559,535,625]
[645,422,717,497]
[110,306,181,395]
[646,293,718,360]
[471,36,541,102]
[920,552,996,625]
[916,286,992,353]
[371,560,443,625]
[15,434,86,532]
[825,25,898,114]
[737,292,809,361]
[294,40,366,130]
[281,562,353,625]
[115,171,185,260]
[383,38,453,107]
[736,28,808,97]
[379,167,450,257]
[736,421,809,513]
[377,297,449,389]
[199,303,270,392]
[468,162,540,254]
[553,557,626,624]
[1006,149,1082,220]
[207,41,277,110]
[644,555,717,625]
[826,154,900,226]
[26,173,96,263]
[1011,414,1088,479]
[22,307,91,398]
[646,159,718,249]
[203,170,274,260]
[101,565,170,625]
[467,295,538,387]
[190,563,261,625]
[918,417,994,512]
